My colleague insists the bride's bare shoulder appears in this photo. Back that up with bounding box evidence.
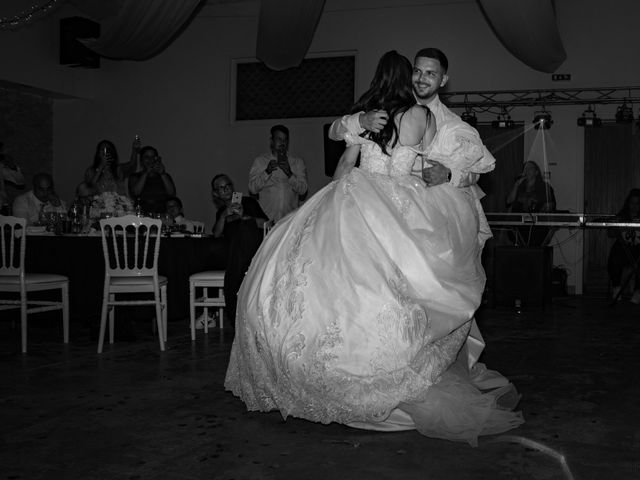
[397,105,429,145]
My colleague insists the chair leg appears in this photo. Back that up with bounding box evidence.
[97,286,110,354]
[161,285,168,343]
[62,282,69,344]
[20,290,28,354]
[108,294,115,344]
[219,287,225,329]
[189,281,196,341]
[219,306,224,330]
[203,287,209,334]
[153,285,165,351]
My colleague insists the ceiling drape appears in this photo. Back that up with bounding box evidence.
[256,0,326,71]
[79,0,203,61]
[477,0,566,73]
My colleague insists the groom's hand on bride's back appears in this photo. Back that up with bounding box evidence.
[359,110,388,133]
[422,160,451,186]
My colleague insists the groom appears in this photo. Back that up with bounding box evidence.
[328,47,495,369]
[329,47,495,189]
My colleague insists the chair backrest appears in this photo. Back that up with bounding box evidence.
[0,215,26,277]
[100,215,162,278]
[192,221,205,234]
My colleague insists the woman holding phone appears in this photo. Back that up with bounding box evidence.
[128,145,176,215]
[85,139,139,196]
[211,173,268,323]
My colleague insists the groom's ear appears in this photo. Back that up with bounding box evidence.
[440,74,449,88]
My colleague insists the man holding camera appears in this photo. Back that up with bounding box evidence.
[248,124,308,222]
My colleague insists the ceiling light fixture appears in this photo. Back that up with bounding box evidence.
[533,109,553,130]
[491,108,515,129]
[615,101,634,123]
[461,108,478,127]
[577,105,602,127]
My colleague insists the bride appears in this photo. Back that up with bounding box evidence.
[224,50,523,446]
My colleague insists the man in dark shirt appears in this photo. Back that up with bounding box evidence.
[211,174,268,324]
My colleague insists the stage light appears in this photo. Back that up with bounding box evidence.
[577,105,602,127]
[533,109,553,130]
[461,108,477,127]
[615,102,634,123]
[491,109,515,129]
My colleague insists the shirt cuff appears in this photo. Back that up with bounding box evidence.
[449,169,464,187]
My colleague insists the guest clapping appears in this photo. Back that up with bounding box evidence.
[128,146,176,215]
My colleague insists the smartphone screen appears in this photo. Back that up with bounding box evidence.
[231,192,243,204]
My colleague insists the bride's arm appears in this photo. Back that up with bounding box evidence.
[332,145,360,181]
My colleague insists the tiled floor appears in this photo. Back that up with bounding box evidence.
[1,296,639,479]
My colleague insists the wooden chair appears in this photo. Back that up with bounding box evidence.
[98,215,167,353]
[0,215,69,353]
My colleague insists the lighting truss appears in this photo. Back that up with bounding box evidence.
[440,86,640,109]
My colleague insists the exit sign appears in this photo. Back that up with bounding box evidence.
[552,74,571,81]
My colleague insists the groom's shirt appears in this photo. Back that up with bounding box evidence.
[328,94,495,188]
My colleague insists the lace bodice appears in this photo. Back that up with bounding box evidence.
[359,142,420,177]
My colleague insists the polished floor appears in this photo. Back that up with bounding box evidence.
[1,296,639,480]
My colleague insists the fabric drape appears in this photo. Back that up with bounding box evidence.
[80,0,203,60]
[477,0,566,73]
[256,0,326,71]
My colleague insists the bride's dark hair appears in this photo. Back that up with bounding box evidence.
[351,50,416,154]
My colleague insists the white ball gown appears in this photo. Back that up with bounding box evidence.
[224,139,523,446]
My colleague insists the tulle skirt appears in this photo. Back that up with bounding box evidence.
[224,168,523,445]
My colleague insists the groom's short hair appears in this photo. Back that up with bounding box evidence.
[414,48,449,73]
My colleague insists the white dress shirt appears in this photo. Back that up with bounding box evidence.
[327,95,494,187]
[12,190,67,226]
[248,152,308,222]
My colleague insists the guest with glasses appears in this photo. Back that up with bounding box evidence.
[211,173,268,324]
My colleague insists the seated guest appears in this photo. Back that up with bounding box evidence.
[608,188,640,303]
[211,173,268,324]
[85,139,139,196]
[74,181,94,210]
[165,196,200,232]
[506,160,557,246]
[13,173,67,226]
[0,141,25,212]
[128,146,176,215]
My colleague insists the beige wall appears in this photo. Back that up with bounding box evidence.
[1,0,639,292]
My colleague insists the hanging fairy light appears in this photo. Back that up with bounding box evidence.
[0,0,62,31]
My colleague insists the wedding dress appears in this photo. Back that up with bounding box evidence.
[224,137,523,446]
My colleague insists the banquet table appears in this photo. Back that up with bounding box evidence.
[24,233,229,323]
